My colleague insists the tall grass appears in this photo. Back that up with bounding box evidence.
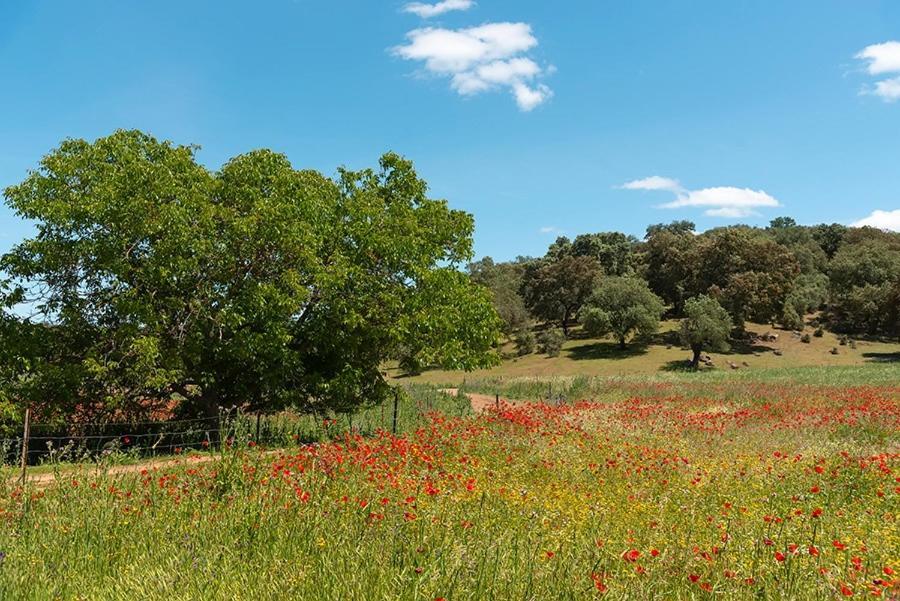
[0,381,896,599]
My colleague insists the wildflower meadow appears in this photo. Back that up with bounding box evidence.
[0,380,896,600]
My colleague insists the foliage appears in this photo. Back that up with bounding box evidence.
[520,255,600,335]
[568,232,638,276]
[689,227,800,328]
[642,221,696,315]
[781,303,805,331]
[513,329,537,356]
[680,295,732,368]
[467,257,531,335]
[828,238,900,336]
[811,223,848,259]
[579,277,664,349]
[0,131,500,420]
[537,329,565,357]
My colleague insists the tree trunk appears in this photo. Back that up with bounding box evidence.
[690,344,702,369]
[561,309,570,337]
[200,388,221,447]
[619,337,627,350]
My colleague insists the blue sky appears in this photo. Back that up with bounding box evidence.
[1,1,899,261]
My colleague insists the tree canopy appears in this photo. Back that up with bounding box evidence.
[680,295,732,368]
[0,130,500,421]
[579,277,664,349]
[520,255,600,336]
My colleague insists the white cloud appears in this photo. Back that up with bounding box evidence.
[393,22,552,111]
[620,176,685,194]
[855,41,900,102]
[539,226,562,234]
[856,41,900,75]
[403,0,474,18]
[871,77,900,102]
[621,178,781,219]
[851,209,900,231]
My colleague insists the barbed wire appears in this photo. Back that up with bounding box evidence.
[27,415,221,429]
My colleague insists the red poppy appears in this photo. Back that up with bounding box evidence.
[622,549,641,562]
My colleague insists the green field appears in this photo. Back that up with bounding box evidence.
[393,320,900,387]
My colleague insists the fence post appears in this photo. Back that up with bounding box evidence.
[255,412,261,444]
[392,389,399,435]
[19,407,31,486]
[495,393,499,410]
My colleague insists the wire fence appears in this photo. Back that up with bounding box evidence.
[0,385,472,471]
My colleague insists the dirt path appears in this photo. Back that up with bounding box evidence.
[441,389,523,412]
[14,452,226,487]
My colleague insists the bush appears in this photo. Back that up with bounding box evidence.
[800,333,811,344]
[813,327,824,338]
[514,329,537,356]
[839,335,849,346]
[781,304,804,331]
[537,329,565,357]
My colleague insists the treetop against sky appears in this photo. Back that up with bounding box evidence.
[1,1,898,261]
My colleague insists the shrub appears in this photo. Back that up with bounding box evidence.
[514,329,537,356]
[537,329,565,357]
[813,327,824,338]
[800,333,811,344]
[781,304,804,331]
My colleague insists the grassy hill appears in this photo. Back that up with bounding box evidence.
[393,319,900,386]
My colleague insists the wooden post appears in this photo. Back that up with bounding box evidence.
[255,412,261,444]
[20,408,31,485]
[495,393,499,410]
[391,390,399,435]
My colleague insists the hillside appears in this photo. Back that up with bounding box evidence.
[394,320,900,385]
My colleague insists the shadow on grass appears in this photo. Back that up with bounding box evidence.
[727,340,776,355]
[659,359,714,373]
[567,341,650,361]
[862,351,900,363]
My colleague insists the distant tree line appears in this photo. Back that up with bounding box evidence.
[469,217,900,352]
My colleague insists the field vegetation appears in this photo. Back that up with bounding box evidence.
[1,376,896,599]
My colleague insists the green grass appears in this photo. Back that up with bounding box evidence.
[1,380,896,599]
[393,320,900,388]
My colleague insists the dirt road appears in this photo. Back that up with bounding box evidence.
[440,389,522,412]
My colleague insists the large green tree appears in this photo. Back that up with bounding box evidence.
[579,277,664,349]
[827,237,900,336]
[569,232,638,276]
[688,227,800,329]
[520,255,600,336]
[642,221,696,315]
[0,130,500,421]
[680,295,732,368]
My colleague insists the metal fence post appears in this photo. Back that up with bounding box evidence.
[392,389,399,435]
